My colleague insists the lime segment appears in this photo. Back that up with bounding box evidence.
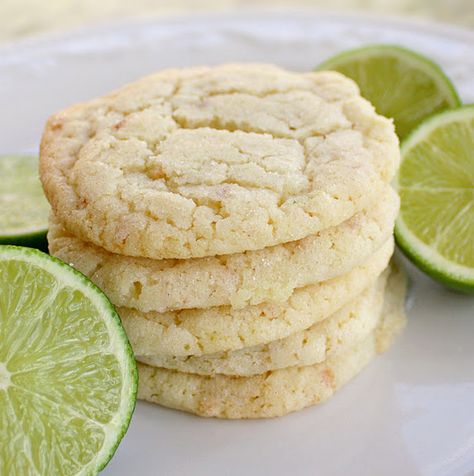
[0,246,137,474]
[0,155,50,248]
[317,45,461,139]
[394,106,474,292]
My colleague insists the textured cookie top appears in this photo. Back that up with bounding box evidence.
[40,64,399,259]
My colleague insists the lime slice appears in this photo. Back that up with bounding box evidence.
[317,45,461,139]
[394,106,474,293]
[0,155,50,250]
[0,246,137,474]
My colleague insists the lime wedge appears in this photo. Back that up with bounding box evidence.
[0,155,49,250]
[0,246,137,474]
[317,45,461,139]
[394,106,474,293]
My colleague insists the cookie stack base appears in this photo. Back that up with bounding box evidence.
[137,266,407,419]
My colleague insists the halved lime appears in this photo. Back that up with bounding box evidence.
[394,106,474,293]
[317,45,461,139]
[0,155,50,250]
[0,246,137,474]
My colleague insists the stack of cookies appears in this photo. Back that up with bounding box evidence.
[41,64,407,419]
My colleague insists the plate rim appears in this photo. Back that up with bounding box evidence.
[1,9,473,59]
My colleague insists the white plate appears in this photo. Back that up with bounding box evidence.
[1,11,473,476]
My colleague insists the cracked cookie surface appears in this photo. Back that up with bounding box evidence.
[48,186,398,313]
[40,64,399,259]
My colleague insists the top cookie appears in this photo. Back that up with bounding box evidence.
[40,64,399,259]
